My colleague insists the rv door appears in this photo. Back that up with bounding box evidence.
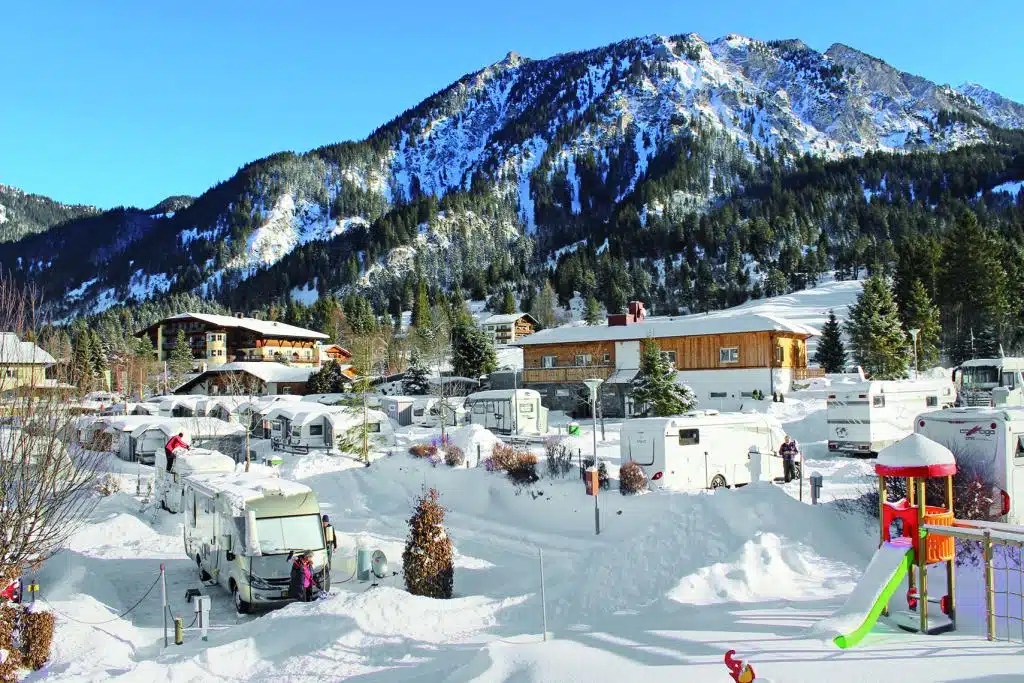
[1011,434,1024,524]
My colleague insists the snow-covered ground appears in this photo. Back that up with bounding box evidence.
[23,386,1024,683]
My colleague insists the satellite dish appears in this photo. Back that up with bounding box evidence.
[371,550,388,578]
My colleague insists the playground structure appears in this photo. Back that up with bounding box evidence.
[818,433,1024,647]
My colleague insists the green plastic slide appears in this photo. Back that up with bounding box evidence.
[815,542,914,649]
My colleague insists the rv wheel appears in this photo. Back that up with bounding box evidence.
[231,580,251,614]
[710,475,727,489]
[197,555,211,582]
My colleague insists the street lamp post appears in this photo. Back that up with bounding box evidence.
[909,328,920,380]
[582,377,604,535]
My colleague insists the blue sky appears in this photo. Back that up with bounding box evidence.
[2,1,1021,209]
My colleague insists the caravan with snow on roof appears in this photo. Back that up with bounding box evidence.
[262,403,394,453]
[953,358,1024,407]
[106,417,247,464]
[827,379,956,456]
[621,411,792,490]
[464,389,547,436]
[183,472,328,612]
[155,447,236,513]
[914,407,1024,523]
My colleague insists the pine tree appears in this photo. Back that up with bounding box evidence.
[813,310,846,373]
[451,323,497,378]
[168,328,194,377]
[411,280,431,330]
[402,488,453,599]
[530,281,557,329]
[583,295,603,326]
[902,279,941,372]
[308,360,348,393]
[630,340,697,416]
[844,276,910,379]
[402,349,430,395]
[499,288,516,315]
[71,332,94,390]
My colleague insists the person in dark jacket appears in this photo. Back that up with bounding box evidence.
[779,435,799,483]
[288,551,320,602]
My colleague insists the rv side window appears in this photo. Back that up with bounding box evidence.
[413,408,424,417]
[1016,436,1024,459]
[1003,372,1017,389]
[678,429,699,446]
[709,392,727,399]
[472,402,485,414]
[309,424,323,436]
[367,422,381,433]
[926,396,938,407]
[519,403,534,413]
[291,425,301,438]
[873,396,885,408]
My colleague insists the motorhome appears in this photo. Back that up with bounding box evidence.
[263,404,395,453]
[155,447,235,513]
[464,389,547,436]
[379,396,467,428]
[183,472,328,612]
[914,407,1024,523]
[953,358,1024,407]
[827,379,957,456]
[620,411,791,490]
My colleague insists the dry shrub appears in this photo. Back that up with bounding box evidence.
[619,460,647,495]
[402,488,453,599]
[87,431,113,452]
[0,604,20,682]
[409,444,438,459]
[490,444,539,486]
[443,445,465,467]
[490,443,518,471]
[20,608,53,670]
[96,473,121,496]
[544,437,574,478]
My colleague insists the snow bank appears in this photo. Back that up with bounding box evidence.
[445,424,500,463]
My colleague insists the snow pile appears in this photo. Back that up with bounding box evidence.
[444,424,500,462]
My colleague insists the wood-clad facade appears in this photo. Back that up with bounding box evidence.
[517,316,815,418]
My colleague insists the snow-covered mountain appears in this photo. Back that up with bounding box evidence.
[2,32,1022,315]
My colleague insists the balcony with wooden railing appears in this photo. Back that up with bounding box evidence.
[791,367,826,381]
[522,364,615,384]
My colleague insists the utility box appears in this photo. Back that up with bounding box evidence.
[585,466,599,496]
[568,422,580,437]
[810,472,823,505]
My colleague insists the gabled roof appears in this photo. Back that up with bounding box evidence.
[480,313,539,326]
[514,313,818,346]
[140,313,328,340]
[0,333,56,365]
[173,362,316,393]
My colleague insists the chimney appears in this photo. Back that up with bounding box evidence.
[607,301,647,327]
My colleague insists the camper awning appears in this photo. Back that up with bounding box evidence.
[604,369,639,385]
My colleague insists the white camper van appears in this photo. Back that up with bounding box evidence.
[954,358,1024,407]
[183,472,327,612]
[155,447,235,513]
[464,389,547,436]
[914,407,1024,523]
[827,379,957,456]
[620,411,792,490]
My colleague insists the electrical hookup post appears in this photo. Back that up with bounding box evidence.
[585,465,600,535]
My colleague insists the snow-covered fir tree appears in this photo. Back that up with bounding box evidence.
[813,310,846,373]
[402,349,430,395]
[901,279,941,372]
[630,340,697,416]
[845,275,910,379]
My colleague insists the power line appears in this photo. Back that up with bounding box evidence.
[38,573,162,626]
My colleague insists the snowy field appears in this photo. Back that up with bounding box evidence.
[25,388,1024,683]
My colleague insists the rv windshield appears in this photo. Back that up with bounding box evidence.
[961,366,999,389]
[255,514,324,555]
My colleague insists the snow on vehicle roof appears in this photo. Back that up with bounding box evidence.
[958,357,1024,368]
[621,411,779,429]
[188,471,313,505]
[167,448,235,475]
[921,406,1024,423]
[129,417,246,439]
[832,378,955,394]
[465,389,541,400]
[158,312,329,340]
[875,433,956,477]
[514,313,818,346]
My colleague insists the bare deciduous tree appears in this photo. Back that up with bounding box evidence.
[0,274,103,578]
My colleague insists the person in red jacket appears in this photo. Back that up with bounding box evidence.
[164,432,189,472]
